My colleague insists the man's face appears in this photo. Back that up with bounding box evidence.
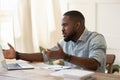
[61,16,78,42]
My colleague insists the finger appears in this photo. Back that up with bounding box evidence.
[44,49,51,54]
[47,49,51,51]
[7,43,14,49]
[44,50,48,54]
[44,50,51,58]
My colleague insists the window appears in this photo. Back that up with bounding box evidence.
[0,0,18,47]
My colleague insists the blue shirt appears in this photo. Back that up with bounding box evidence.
[42,28,107,72]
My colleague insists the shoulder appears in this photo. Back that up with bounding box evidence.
[90,32,105,42]
[89,32,105,39]
[89,32,107,48]
[82,29,105,43]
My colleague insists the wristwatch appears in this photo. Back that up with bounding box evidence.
[15,51,20,60]
[64,54,72,62]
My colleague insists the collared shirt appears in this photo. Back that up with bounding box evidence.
[42,28,107,72]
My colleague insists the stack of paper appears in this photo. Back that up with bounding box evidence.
[42,65,71,71]
[50,69,94,80]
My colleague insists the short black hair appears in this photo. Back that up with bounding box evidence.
[64,10,85,28]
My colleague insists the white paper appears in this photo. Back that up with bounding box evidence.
[50,69,94,78]
[42,65,71,71]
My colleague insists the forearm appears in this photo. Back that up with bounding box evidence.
[18,52,44,62]
[70,56,100,71]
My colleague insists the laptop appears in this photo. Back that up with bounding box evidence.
[0,45,34,70]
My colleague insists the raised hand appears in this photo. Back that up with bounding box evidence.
[3,43,16,59]
[44,43,65,59]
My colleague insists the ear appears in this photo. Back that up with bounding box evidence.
[78,22,81,26]
[76,22,81,29]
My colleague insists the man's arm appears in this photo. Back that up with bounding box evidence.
[44,43,100,71]
[17,52,44,62]
[3,43,44,62]
[68,34,106,71]
[69,55,100,71]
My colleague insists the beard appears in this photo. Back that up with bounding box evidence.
[64,30,77,42]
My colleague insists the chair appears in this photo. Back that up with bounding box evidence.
[106,54,115,74]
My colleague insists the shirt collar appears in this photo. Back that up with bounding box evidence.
[77,28,89,42]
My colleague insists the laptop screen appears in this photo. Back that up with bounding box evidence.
[0,45,5,62]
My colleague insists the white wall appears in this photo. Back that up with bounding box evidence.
[68,0,120,65]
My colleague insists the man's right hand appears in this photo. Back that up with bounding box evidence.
[3,43,16,59]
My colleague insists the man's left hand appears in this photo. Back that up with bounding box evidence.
[44,43,65,59]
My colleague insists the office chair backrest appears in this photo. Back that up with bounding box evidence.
[106,54,115,74]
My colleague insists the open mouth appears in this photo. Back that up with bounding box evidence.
[62,33,66,37]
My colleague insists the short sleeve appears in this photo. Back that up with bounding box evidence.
[89,34,107,66]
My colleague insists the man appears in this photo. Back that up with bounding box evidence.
[3,10,106,72]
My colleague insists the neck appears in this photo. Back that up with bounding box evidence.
[72,28,85,42]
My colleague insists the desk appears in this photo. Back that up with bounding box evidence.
[0,62,120,80]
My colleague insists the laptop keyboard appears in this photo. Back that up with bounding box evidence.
[7,63,21,69]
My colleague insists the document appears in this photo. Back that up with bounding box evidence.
[50,69,94,80]
[42,65,71,71]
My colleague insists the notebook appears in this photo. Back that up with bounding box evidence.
[0,45,34,70]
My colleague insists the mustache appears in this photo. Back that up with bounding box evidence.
[62,31,66,35]
[62,30,64,34]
